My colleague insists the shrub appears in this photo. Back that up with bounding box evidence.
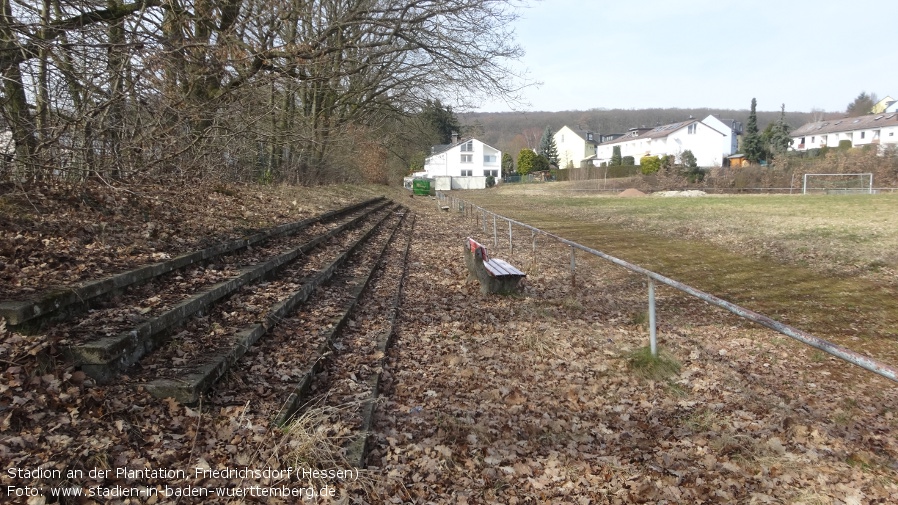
[517,149,536,175]
[684,166,705,183]
[838,140,853,150]
[485,175,495,188]
[622,156,635,166]
[532,154,550,172]
[680,150,698,169]
[640,156,662,175]
[611,146,622,166]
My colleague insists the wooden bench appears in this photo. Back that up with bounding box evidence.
[464,238,526,295]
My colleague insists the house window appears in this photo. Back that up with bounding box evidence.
[484,169,498,177]
[460,169,473,176]
[461,154,472,163]
[688,124,697,134]
[483,154,497,164]
[860,131,866,139]
[811,136,815,143]
[460,141,474,152]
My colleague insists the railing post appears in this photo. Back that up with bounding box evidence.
[648,277,657,357]
[508,221,513,253]
[570,246,576,286]
[493,215,498,248]
[482,209,487,233]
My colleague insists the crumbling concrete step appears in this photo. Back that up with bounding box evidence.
[0,197,385,327]
[67,202,394,383]
[275,211,412,427]
[345,214,415,467]
[145,207,404,403]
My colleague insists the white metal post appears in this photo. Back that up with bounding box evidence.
[570,246,576,286]
[508,221,513,252]
[649,277,657,357]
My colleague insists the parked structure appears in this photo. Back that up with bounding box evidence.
[552,126,598,168]
[422,135,502,189]
[790,113,898,153]
[594,115,735,167]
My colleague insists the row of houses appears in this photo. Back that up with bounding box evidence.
[789,112,898,153]
[413,105,898,188]
[554,115,744,168]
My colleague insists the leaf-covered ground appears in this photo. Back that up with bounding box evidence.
[368,197,898,504]
[1,181,897,504]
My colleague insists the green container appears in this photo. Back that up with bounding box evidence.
[412,178,431,195]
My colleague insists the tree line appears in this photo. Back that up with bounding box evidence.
[0,0,527,185]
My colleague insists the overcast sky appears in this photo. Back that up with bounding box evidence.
[476,0,896,113]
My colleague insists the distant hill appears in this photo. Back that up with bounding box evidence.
[459,108,821,155]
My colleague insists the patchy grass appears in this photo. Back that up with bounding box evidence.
[626,346,681,381]
[458,187,898,379]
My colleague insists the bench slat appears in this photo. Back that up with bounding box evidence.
[484,258,525,278]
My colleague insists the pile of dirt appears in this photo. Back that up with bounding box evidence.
[618,188,646,197]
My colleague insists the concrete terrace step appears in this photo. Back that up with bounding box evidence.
[65,201,394,383]
[145,207,406,403]
[0,197,386,327]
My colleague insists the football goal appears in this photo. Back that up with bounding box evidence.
[802,173,874,194]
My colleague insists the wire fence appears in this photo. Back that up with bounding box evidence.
[436,191,898,384]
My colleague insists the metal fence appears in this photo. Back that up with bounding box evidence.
[437,191,898,384]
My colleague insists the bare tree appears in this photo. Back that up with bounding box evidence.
[0,0,530,183]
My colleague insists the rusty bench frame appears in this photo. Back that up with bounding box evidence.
[464,237,526,294]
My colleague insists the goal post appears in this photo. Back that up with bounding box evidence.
[802,173,874,195]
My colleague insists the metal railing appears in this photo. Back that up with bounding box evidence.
[437,191,898,384]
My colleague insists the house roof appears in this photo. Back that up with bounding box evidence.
[558,126,598,145]
[427,137,501,157]
[708,115,744,134]
[596,119,723,146]
[790,113,898,137]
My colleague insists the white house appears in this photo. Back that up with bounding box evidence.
[423,137,502,189]
[790,113,898,153]
[702,115,743,159]
[595,117,728,167]
[553,126,598,168]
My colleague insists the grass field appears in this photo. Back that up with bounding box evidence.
[456,185,898,368]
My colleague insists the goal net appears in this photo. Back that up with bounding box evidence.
[802,173,873,194]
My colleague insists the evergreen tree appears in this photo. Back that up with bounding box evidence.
[743,98,764,164]
[517,149,536,175]
[420,99,461,144]
[680,150,698,168]
[538,126,559,167]
[846,91,877,116]
[501,152,514,175]
[611,145,622,166]
[769,103,793,156]
[532,154,551,172]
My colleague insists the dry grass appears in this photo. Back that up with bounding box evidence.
[626,346,681,382]
[472,185,898,282]
[454,185,898,384]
